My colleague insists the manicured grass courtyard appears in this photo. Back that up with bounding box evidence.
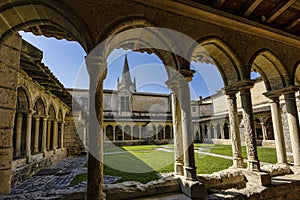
[71,144,277,186]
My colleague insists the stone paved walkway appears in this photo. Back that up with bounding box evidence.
[0,156,119,200]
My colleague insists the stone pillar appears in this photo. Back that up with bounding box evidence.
[261,122,268,140]
[52,120,58,151]
[171,93,184,176]
[113,126,115,142]
[15,112,23,157]
[41,116,48,153]
[60,121,64,148]
[266,95,287,164]
[86,58,107,200]
[179,74,197,180]
[284,92,300,166]
[25,111,33,157]
[221,125,225,140]
[33,116,40,153]
[226,92,244,168]
[238,80,260,171]
[47,120,52,150]
[0,34,22,195]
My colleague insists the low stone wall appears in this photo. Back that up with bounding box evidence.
[104,176,181,200]
[11,149,67,186]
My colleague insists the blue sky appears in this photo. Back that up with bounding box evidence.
[19,31,225,99]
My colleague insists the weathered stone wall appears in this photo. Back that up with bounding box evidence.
[64,115,86,156]
[132,93,170,113]
[0,34,21,194]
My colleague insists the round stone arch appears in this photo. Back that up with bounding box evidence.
[293,60,300,86]
[191,36,242,86]
[0,1,93,51]
[249,49,291,91]
[93,17,181,72]
[33,97,46,116]
[16,86,33,111]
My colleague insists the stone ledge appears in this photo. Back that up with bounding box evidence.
[241,170,271,186]
[197,169,245,191]
[178,178,206,200]
[261,163,291,177]
[104,176,181,200]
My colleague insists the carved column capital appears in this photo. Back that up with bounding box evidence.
[179,69,195,82]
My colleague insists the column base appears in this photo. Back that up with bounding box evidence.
[231,158,244,168]
[174,161,184,176]
[184,166,197,181]
[242,170,271,186]
[247,159,260,171]
[178,177,206,200]
[291,165,300,175]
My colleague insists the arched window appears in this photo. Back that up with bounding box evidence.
[224,123,229,139]
[165,125,171,139]
[106,125,114,141]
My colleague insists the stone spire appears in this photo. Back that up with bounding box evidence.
[117,54,136,92]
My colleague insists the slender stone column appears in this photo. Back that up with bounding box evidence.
[86,59,107,200]
[221,125,225,140]
[113,126,116,141]
[241,92,260,169]
[239,83,260,171]
[60,121,64,148]
[284,92,300,166]
[47,120,52,150]
[261,122,268,140]
[25,111,33,157]
[167,70,196,181]
[52,120,58,151]
[268,96,287,164]
[41,116,48,153]
[226,92,244,168]
[33,116,40,153]
[171,93,184,176]
[15,112,23,157]
[207,125,211,139]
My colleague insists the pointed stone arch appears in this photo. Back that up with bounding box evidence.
[48,104,56,120]
[249,49,291,91]
[192,37,242,86]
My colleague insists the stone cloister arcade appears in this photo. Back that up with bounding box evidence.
[1,0,300,199]
[14,86,66,160]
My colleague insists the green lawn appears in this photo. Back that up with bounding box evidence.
[70,144,277,186]
[194,143,277,164]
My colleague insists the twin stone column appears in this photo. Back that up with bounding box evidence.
[166,69,197,180]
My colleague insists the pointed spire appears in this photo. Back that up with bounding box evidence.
[121,54,132,84]
[118,54,136,93]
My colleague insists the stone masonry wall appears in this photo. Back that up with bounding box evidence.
[0,34,21,194]
[64,116,86,156]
